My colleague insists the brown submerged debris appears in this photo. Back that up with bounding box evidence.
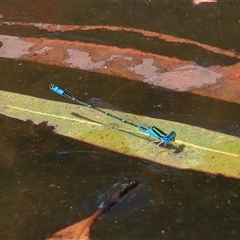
[0,22,240,104]
[46,181,139,240]
[2,21,238,60]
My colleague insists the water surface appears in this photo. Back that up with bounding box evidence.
[0,1,240,239]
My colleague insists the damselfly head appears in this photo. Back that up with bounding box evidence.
[168,131,176,141]
[162,131,176,144]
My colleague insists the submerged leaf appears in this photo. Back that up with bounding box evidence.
[46,181,138,240]
[0,90,240,178]
[46,213,98,240]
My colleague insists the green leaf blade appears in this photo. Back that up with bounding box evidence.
[1,90,240,179]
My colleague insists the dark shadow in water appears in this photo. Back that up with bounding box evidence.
[0,113,240,240]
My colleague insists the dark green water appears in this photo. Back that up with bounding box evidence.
[0,1,240,239]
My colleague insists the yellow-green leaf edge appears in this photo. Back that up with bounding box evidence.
[1,90,240,178]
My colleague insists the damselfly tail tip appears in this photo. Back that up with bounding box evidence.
[49,83,55,89]
[49,84,62,93]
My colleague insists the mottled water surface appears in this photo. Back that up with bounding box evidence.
[1,1,240,240]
